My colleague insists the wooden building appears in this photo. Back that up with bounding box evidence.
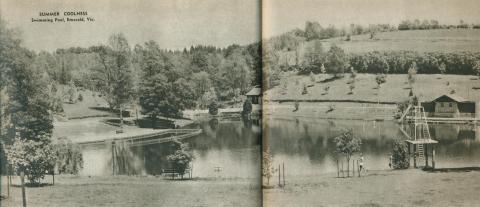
[246,85,262,105]
[421,94,477,118]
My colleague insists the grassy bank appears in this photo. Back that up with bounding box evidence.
[264,169,480,207]
[265,74,480,103]
[1,175,261,207]
[264,102,397,120]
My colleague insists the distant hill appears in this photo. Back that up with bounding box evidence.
[277,29,480,66]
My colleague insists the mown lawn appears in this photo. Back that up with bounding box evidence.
[265,73,480,103]
[265,169,480,207]
[1,175,261,207]
[62,89,112,119]
[323,29,480,53]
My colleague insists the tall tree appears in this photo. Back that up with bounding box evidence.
[334,129,362,177]
[326,45,348,77]
[1,21,57,184]
[139,40,195,124]
[91,33,134,128]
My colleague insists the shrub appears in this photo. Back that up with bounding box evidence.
[302,84,308,95]
[323,85,330,94]
[375,74,386,88]
[391,140,409,169]
[349,83,355,94]
[167,139,194,179]
[55,138,83,175]
[309,72,316,83]
[242,99,253,115]
[208,101,219,115]
[346,34,351,41]
[6,138,56,185]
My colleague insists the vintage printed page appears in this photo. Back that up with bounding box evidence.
[262,0,480,206]
[0,0,262,206]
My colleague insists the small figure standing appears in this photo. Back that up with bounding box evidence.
[389,154,393,169]
[359,153,365,173]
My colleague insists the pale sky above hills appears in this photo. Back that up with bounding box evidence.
[2,0,480,51]
[264,0,480,37]
[0,0,261,51]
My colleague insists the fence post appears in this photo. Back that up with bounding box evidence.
[357,160,360,177]
[7,165,10,198]
[20,171,27,207]
[112,141,115,176]
[282,162,285,187]
[352,160,355,177]
[341,161,344,178]
[278,164,281,187]
[336,159,339,178]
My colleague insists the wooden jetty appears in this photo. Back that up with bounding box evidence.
[78,129,202,147]
[400,105,438,169]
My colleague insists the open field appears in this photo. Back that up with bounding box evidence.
[277,29,480,65]
[323,29,480,53]
[264,169,480,207]
[1,175,260,207]
[265,74,480,103]
[62,90,112,119]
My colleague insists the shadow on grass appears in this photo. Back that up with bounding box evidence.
[423,166,480,173]
[12,183,54,188]
[357,202,382,207]
[319,76,342,83]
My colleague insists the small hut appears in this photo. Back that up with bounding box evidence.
[246,85,262,105]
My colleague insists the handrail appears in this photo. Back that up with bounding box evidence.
[78,129,202,146]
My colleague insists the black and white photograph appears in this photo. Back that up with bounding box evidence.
[2,0,480,206]
[262,0,480,206]
[1,0,261,206]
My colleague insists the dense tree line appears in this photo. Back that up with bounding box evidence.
[266,38,480,79]
[349,51,480,75]
[289,49,480,76]
[27,37,261,113]
[398,19,480,30]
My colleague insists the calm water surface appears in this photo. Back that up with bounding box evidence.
[267,117,480,176]
[80,116,480,178]
[80,118,262,179]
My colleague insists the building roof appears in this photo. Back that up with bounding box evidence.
[431,94,470,103]
[246,85,262,96]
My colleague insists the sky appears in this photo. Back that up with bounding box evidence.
[2,0,480,52]
[0,0,261,52]
[264,0,480,37]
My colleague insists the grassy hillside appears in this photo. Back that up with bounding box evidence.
[278,29,480,65]
[324,29,480,53]
[265,73,480,103]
